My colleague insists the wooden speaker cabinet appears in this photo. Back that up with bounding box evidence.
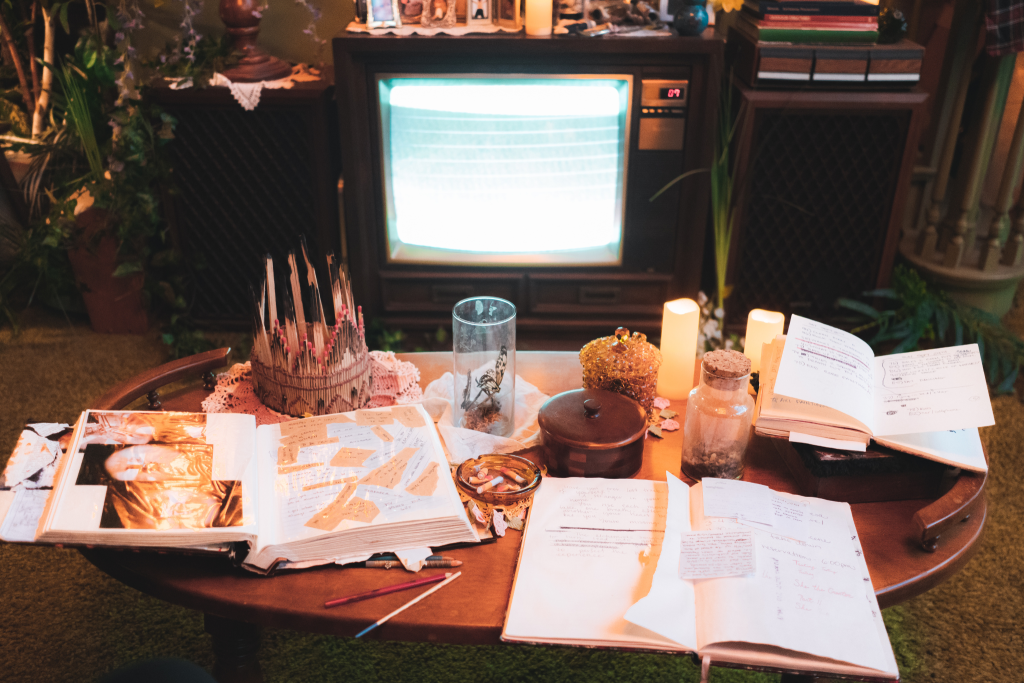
[150,75,340,327]
[726,82,928,325]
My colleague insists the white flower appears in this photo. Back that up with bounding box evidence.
[69,187,94,216]
[714,307,725,320]
[725,339,734,350]
[702,319,719,339]
[697,291,708,306]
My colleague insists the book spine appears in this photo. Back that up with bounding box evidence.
[743,1,880,17]
[757,14,878,24]
[737,15,878,43]
[758,19,879,29]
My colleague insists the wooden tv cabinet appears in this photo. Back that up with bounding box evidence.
[333,32,724,345]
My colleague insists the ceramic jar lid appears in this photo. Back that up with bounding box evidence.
[538,388,647,450]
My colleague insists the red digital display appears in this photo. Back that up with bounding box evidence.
[659,87,684,99]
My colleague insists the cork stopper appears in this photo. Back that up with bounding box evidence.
[702,350,751,379]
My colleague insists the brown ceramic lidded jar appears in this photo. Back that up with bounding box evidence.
[538,388,648,478]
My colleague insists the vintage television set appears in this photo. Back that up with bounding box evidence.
[333,33,723,344]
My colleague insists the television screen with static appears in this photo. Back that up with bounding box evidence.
[377,75,633,267]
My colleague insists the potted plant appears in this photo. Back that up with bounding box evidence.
[0,2,181,334]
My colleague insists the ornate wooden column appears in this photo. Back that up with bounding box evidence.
[219,0,292,83]
[900,18,1024,315]
[939,53,1015,267]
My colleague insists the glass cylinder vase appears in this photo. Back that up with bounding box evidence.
[680,351,754,481]
[453,297,516,437]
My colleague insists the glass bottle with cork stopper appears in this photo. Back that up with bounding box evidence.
[680,349,755,480]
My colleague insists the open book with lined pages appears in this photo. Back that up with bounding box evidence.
[503,476,899,681]
[753,315,993,472]
[0,406,476,573]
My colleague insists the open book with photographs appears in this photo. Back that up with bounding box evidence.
[0,406,478,573]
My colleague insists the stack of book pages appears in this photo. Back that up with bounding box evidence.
[1,405,478,573]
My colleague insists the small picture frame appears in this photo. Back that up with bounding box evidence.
[496,0,521,29]
[368,0,403,28]
[466,0,491,24]
[420,0,457,27]
[399,0,423,23]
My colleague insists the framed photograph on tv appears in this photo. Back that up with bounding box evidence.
[368,0,403,28]
[420,0,456,27]
[467,0,490,24]
[496,0,521,28]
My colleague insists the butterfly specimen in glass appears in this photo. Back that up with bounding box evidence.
[461,345,507,412]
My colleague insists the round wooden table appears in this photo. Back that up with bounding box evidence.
[81,349,987,683]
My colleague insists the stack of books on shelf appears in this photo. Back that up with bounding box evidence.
[725,1,924,88]
[734,0,880,44]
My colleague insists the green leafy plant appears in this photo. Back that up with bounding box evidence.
[147,34,239,89]
[836,265,1023,394]
[651,76,744,311]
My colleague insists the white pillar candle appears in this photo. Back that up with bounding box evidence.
[656,298,700,400]
[525,0,553,35]
[743,309,785,373]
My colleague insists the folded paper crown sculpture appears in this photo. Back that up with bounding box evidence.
[250,240,372,416]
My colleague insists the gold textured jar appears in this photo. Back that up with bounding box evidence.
[580,327,663,421]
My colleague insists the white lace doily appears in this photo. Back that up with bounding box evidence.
[346,20,520,36]
[201,362,295,426]
[167,65,322,111]
[368,351,424,408]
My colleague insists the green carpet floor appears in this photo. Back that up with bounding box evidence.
[1,306,1021,683]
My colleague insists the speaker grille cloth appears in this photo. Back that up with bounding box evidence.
[731,111,907,323]
[167,107,319,324]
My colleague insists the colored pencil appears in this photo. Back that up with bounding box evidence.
[324,572,449,609]
[354,572,462,638]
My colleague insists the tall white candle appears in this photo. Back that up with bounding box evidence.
[525,0,553,35]
[743,309,785,373]
[656,298,700,400]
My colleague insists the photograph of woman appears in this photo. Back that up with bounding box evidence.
[73,412,243,530]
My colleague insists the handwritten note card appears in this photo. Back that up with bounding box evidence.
[738,492,809,542]
[330,447,376,468]
[406,462,440,497]
[392,405,426,428]
[371,425,394,443]
[359,447,418,489]
[678,530,755,579]
[356,410,393,427]
[701,478,773,526]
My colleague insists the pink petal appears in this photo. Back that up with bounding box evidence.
[471,503,487,525]
[660,418,681,431]
[653,397,671,409]
[493,510,508,537]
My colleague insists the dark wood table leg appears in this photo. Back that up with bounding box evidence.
[205,613,263,683]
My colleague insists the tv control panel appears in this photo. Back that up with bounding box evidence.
[638,79,689,151]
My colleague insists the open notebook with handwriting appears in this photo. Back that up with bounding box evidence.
[503,476,899,681]
[753,314,993,472]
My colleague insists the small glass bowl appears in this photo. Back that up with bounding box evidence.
[455,453,542,506]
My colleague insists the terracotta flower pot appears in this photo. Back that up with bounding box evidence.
[65,207,148,334]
